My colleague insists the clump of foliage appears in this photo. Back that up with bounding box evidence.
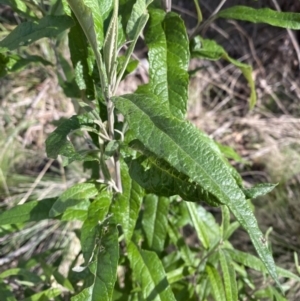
[1,0,300,300]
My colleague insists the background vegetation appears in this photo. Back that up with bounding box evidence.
[0,0,300,300]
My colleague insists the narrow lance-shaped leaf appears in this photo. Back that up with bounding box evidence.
[103,0,119,84]
[67,0,113,48]
[49,183,99,217]
[0,53,52,77]
[219,249,238,301]
[66,0,108,92]
[167,220,195,267]
[23,288,61,301]
[115,0,149,90]
[45,113,99,164]
[221,205,230,239]
[186,202,219,250]
[81,192,111,264]
[110,161,144,244]
[113,93,280,288]
[243,183,277,199]
[0,16,74,53]
[68,13,95,99]
[190,36,256,108]
[142,194,170,253]
[127,242,176,301]
[225,248,300,282]
[139,9,190,118]
[206,264,226,301]
[72,224,119,301]
[218,6,300,30]
[0,268,42,283]
[0,198,56,225]
[61,199,90,222]
[125,144,220,206]
[126,0,152,40]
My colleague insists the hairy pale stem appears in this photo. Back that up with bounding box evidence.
[161,0,172,12]
[106,87,122,193]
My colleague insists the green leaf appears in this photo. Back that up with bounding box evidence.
[117,57,139,80]
[45,113,97,163]
[218,6,300,30]
[0,53,52,76]
[72,224,119,301]
[0,280,16,301]
[61,199,90,221]
[0,198,56,225]
[68,13,95,99]
[255,286,287,301]
[23,288,61,301]
[0,16,74,52]
[140,9,189,118]
[49,183,99,217]
[104,140,120,159]
[225,248,300,282]
[127,243,176,301]
[125,150,219,207]
[186,202,220,249]
[0,268,42,283]
[186,202,209,249]
[206,264,226,301]
[243,183,277,199]
[219,249,238,301]
[190,36,256,108]
[67,0,113,49]
[53,270,74,292]
[166,266,186,284]
[113,93,280,288]
[81,192,111,264]
[66,0,108,92]
[115,1,149,89]
[142,194,170,253]
[216,142,248,164]
[221,205,230,239]
[0,54,9,77]
[223,221,240,241]
[103,0,119,84]
[0,0,36,19]
[126,0,148,39]
[110,162,144,244]
[167,221,195,267]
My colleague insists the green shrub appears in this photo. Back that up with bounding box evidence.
[1,0,300,300]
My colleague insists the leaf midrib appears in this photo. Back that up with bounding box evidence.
[127,97,234,206]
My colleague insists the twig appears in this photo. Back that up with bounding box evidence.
[191,0,227,39]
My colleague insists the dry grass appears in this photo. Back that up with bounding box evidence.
[178,2,300,298]
[1,1,300,298]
